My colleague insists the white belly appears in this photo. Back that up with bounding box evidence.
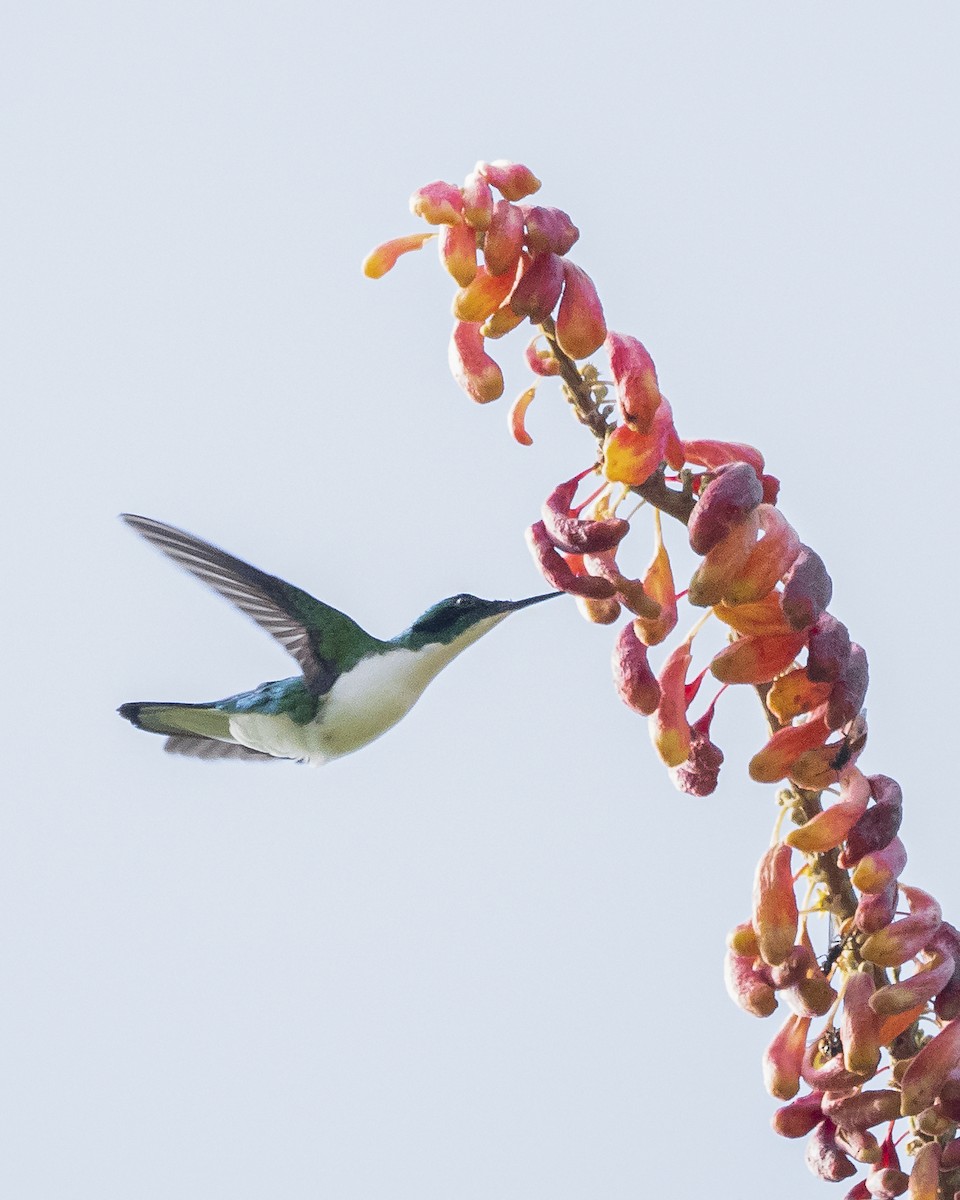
[226,642,474,765]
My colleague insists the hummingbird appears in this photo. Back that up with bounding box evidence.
[118,514,558,765]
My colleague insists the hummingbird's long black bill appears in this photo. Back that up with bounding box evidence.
[498,591,562,613]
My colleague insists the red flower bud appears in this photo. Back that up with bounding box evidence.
[724,946,778,1017]
[763,1013,811,1099]
[722,505,801,605]
[840,970,882,1076]
[772,1091,825,1138]
[827,643,870,729]
[749,715,831,784]
[437,220,478,287]
[606,332,662,434]
[461,169,493,230]
[855,882,898,935]
[509,251,565,323]
[807,613,853,683]
[851,837,908,894]
[861,887,942,967]
[870,950,956,1016]
[822,1089,901,1131]
[483,200,525,276]
[611,621,661,715]
[840,796,903,869]
[900,1019,960,1116]
[522,205,579,256]
[525,522,616,598]
[782,544,833,630]
[786,794,870,854]
[806,1119,857,1182]
[906,1140,942,1200]
[688,462,764,556]
[710,630,807,685]
[554,262,606,360]
[684,438,765,475]
[453,263,518,323]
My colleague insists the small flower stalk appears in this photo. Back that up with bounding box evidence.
[367,156,960,1196]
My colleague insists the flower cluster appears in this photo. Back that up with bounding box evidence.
[366,159,960,1197]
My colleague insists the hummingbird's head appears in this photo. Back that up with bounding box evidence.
[399,590,559,651]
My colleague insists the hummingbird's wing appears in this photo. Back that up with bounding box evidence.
[122,514,380,694]
[163,734,280,762]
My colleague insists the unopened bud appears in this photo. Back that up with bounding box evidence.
[448,321,504,403]
[438,220,478,286]
[649,641,693,767]
[710,630,807,685]
[483,200,525,276]
[782,544,833,630]
[807,613,853,684]
[554,262,606,360]
[461,170,494,230]
[687,509,761,608]
[724,946,778,1017]
[453,264,518,323]
[870,951,956,1016]
[478,159,542,201]
[723,505,801,605]
[841,800,904,869]
[855,882,899,935]
[522,205,579,255]
[823,1089,901,1131]
[861,887,942,967]
[684,438,765,476]
[900,1019,960,1116]
[688,462,764,556]
[611,621,661,715]
[841,970,882,1076]
[786,792,870,853]
[410,180,463,225]
[807,1119,857,1182]
[772,1091,825,1138]
[749,715,831,784]
[763,1013,811,1099]
[752,842,799,967]
[525,522,616,599]
[906,1140,942,1200]
[606,332,662,434]
[828,643,870,730]
[852,838,908,894]
[509,251,565,323]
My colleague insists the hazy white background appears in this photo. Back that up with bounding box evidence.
[2,4,958,1197]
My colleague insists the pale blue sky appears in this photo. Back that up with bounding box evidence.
[2,4,959,1197]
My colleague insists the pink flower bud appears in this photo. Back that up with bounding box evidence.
[724,946,778,1017]
[835,1127,880,1165]
[843,1182,872,1200]
[453,264,518,323]
[865,1166,909,1198]
[688,462,764,556]
[606,332,662,434]
[669,708,725,796]
[752,843,799,967]
[764,1013,811,1099]
[749,714,831,784]
[851,837,908,894]
[483,200,525,276]
[931,924,960,1020]
[899,1020,960,1116]
[438,220,478,286]
[478,159,542,201]
[861,887,942,967]
[461,170,494,230]
[772,1091,825,1138]
[855,881,899,935]
[711,630,807,686]
[448,321,504,403]
[524,335,560,375]
[906,1140,942,1200]
[362,231,436,278]
[525,522,616,599]
[780,947,837,1018]
[684,439,765,475]
[807,613,853,683]
[508,387,536,446]
[722,504,801,605]
[649,641,694,767]
[822,1089,902,1131]
[522,205,580,255]
[869,950,956,1016]
[807,1119,857,1182]
[841,971,882,1076]
[410,180,464,225]
[782,544,833,630]
[575,594,621,624]
[828,643,870,729]
[554,262,606,359]
[611,621,661,715]
[509,251,565,322]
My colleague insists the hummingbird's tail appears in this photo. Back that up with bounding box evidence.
[118,701,275,762]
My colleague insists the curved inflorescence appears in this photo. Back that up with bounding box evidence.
[366,158,960,1199]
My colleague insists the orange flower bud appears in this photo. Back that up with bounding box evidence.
[362,232,436,278]
[461,169,493,230]
[861,887,942,967]
[722,505,801,605]
[523,205,579,255]
[453,264,518,323]
[768,668,833,723]
[633,524,678,646]
[724,947,778,1017]
[687,509,761,608]
[508,387,536,446]
[752,842,799,967]
[649,641,693,767]
[575,594,621,624]
[851,837,908,894]
[602,421,667,488]
[611,621,661,715]
[448,321,504,404]
[786,795,870,854]
[606,331,662,434]
[840,970,882,1076]
[483,200,525,276]
[688,462,764,556]
[713,591,793,637]
[410,180,463,225]
[763,1013,811,1099]
[710,630,807,685]
[728,920,759,956]
[684,439,765,475]
[749,715,831,784]
[782,544,833,630]
[555,262,606,360]
[437,220,478,286]
[899,1019,960,1116]
[478,159,541,201]
[509,251,565,323]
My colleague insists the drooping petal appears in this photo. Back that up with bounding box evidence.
[508,387,536,446]
[649,641,693,767]
[453,264,518,323]
[524,522,617,598]
[713,591,793,637]
[362,232,436,278]
[448,321,504,403]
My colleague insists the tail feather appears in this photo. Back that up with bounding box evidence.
[118,700,233,742]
